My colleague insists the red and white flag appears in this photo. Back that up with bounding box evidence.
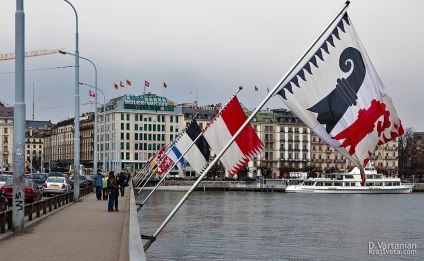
[203,96,264,176]
[276,13,403,184]
[120,81,124,88]
[145,80,150,87]
[157,153,174,176]
[89,90,95,97]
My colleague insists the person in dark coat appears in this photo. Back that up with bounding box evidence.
[119,172,127,196]
[107,171,117,212]
[93,169,103,200]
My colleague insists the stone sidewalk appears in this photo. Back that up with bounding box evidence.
[0,191,130,261]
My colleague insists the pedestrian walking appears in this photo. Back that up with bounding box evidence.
[102,174,108,200]
[119,172,127,196]
[114,173,121,211]
[107,171,117,212]
[93,169,103,200]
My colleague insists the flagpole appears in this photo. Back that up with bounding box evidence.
[143,87,243,250]
[143,2,351,251]
[140,85,243,206]
[134,141,175,189]
[140,116,202,206]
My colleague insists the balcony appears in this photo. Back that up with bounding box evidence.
[325,159,333,163]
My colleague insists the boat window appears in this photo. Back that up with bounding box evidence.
[345,182,350,186]
[366,183,373,186]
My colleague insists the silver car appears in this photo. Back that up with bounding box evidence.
[0,175,12,187]
[43,177,71,196]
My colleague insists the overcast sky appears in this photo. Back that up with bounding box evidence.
[1,0,423,130]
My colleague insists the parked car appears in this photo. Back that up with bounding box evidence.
[32,173,49,189]
[25,173,33,179]
[70,175,88,189]
[85,175,94,186]
[0,174,13,187]
[0,178,43,205]
[43,176,71,196]
[48,172,66,177]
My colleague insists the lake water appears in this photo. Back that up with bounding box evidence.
[136,191,423,260]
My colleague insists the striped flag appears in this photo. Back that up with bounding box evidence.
[203,96,264,176]
[174,119,210,174]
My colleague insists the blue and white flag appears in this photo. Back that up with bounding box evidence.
[276,13,403,184]
[174,119,210,174]
[166,142,188,174]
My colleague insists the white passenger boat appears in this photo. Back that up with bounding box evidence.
[285,166,413,194]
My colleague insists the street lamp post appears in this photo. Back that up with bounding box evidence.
[79,82,106,173]
[64,0,80,201]
[60,51,98,172]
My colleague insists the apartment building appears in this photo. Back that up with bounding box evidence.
[0,107,13,172]
[98,93,184,173]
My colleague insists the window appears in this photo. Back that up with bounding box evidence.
[135,143,138,150]
[126,114,130,121]
[121,123,124,130]
[121,113,124,120]
[120,142,124,150]
[135,114,138,121]
[170,116,173,123]
[120,133,124,140]
[126,152,130,160]
[126,143,130,150]
[126,123,130,130]
[135,124,138,131]
[135,133,138,140]
[126,133,130,140]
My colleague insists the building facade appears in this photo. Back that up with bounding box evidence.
[0,107,14,172]
[98,93,184,173]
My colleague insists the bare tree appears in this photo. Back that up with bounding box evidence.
[398,127,414,178]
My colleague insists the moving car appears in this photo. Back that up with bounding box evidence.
[43,176,71,196]
[0,178,43,205]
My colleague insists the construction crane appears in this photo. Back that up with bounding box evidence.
[0,48,65,61]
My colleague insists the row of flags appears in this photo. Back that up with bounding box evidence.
[113,80,168,90]
[141,94,264,179]
[254,86,270,93]
[139,10,403,186]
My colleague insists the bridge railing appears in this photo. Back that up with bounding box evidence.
[0,186,93,234]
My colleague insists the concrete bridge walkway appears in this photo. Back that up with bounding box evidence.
[0,191,135,261]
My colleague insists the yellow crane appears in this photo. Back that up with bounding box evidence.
[0,48,65,61]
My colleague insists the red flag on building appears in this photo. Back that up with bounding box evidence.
[254,86,258,91]
[145,80,150,87]
[163,82,167,89]
[89,90,95,97]
[120,81,124,88]
[114,83,118,90]
[126,79,131,86]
